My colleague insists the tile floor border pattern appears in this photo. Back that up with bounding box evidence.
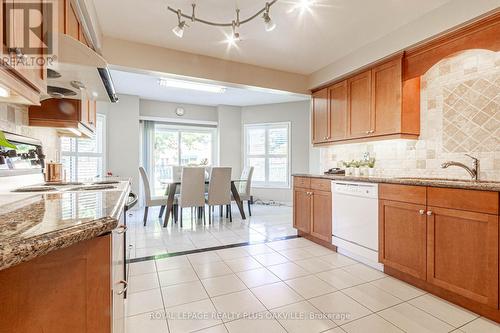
[128,235,300,264]
[126,237,500,333]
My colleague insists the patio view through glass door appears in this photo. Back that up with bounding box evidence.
[148,123,217,196]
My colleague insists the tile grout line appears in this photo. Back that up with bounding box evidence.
[154,259,172,333]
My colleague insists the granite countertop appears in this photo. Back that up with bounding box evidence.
[293,174,500,192]
[0,180,131,271]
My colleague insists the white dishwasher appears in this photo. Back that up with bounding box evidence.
[332,181,383,270]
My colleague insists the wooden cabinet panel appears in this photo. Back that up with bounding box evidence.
[310,178,331,192]
[311,190,332,242]
[312,88,329,144]
[348,70,372,138]
[427,187,499,215]
[379,184,426,205]
[427,207,498,308]
[328,81,348,141]
[379,200,427,280]
[372,58,402,135]
[293,187,311,233]
[293,176,310,189]
[0,235,112,333]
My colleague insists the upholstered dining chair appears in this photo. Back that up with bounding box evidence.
[178,167,206,227]
[159,165,182,218]
[206,167,232,223]
[232,166,254,216]
[139,167,172,226]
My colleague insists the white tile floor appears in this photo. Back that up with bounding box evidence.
[125,237,500,333]
[126,204,296,259]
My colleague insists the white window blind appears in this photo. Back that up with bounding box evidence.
[61,114,106,182]
[244,122,290,188]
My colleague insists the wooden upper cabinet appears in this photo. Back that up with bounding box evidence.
[293,187,311,233]
[347,70,373,138]
[379,199,427,280]
[328,81,348,141]
[312,88,329,144]
[427,207,498,308]
[372,58,402,135]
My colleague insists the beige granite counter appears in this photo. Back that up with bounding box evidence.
[293,174,500,192]
[0,181,131,271]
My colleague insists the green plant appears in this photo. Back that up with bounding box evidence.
[366,158,376,168]
[351,160,362,168]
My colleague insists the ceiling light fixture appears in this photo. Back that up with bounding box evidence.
[172,9,188,38]
[263,3,276,32]
[158,78,227,94]
[167,1,279,41]
[292,0,315,12]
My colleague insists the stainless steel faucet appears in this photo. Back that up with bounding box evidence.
[441,154,480,180]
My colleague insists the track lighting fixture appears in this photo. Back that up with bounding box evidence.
[172,10,187,38]
[263,3,276,32]
[167,1,280,41]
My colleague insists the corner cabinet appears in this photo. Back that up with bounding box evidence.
[311,56,420,145]
[293,176,332,244]
[379,184,500,318]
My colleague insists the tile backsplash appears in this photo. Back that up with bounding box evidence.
[0,103,59,162]
[320,49,500,181]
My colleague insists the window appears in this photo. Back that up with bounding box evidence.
[244,122,290,188]
[144,122,217,196]
[61,114,106,181]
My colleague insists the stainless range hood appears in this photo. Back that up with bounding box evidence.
[45,33,118,103]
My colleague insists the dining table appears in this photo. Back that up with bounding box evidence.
[160,178,247,227]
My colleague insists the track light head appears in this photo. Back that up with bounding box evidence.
[172,10,187,38]
[172,21,186,38]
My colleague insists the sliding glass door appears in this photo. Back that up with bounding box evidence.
[143,121,217,196]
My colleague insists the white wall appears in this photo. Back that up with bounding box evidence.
[241,101,311,203]
[309,0,500,88]
[103,94,141,194]
[140,99,218,122]
[217,105,242,179]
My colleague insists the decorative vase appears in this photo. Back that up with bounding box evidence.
[354,167,360,177]
[368,168,375,177]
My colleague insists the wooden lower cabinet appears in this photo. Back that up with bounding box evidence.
[379,200,427,280]
[379,184,500,321]
[427,206,498,308]
[293,187,311,233]
[310,190,332,242]
[0,217,127,333]
[293,177,332,244]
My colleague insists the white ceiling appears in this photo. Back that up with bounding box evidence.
[110,69,310,106]
[92,0,453,74]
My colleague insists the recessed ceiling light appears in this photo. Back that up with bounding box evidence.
[158,79,227,93]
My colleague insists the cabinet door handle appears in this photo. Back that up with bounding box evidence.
[115,225,128,234]
[117,280,128,295]
[419,209,425,215]
[426,211,433,216]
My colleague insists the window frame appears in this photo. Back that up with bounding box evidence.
[244,122,291,189]
[60,113,106,181]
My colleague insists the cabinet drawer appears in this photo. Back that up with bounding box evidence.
[311,178,331,192]
[379,184,426,205]
[428,187,499,215]
[294,177,311,189]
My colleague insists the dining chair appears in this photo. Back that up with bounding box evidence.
[206,167,232,224]
[232,166,254,216]
[178,167,206,227]
[139,167,174,226]
[160,165,182,218]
